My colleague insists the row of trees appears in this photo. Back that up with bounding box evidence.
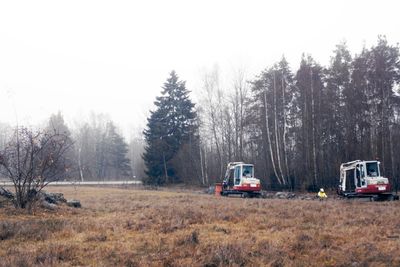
[0,112,143,182]
[144,36,400,190]
[72,114,131,180]
[198,37,400,190]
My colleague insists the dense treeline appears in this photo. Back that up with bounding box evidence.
[196,36,400,190]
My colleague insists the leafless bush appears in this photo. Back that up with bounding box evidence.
[0,127,73,209]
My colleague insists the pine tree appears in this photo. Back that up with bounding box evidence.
[105,122,132,179]
[349,47,370,159]
[323,43,352,184]
[143,71,198,185]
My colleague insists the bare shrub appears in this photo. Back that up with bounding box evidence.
[0,127,73,209]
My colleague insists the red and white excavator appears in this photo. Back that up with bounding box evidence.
[337,160,398,201]
[217,162,261,198]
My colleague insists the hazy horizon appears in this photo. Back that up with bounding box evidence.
[1,0,399,139]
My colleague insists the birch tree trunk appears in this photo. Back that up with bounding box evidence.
[310,68,318,186]
[264,89,283,185]
[281,71,290,184]
[273,72,286,185]
[199,144,205,185]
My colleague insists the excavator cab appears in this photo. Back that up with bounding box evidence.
[221,162,261,197]
[338,160,397,200]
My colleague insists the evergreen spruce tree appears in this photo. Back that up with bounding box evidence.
[105,122,132,178]
[143,71,197,185]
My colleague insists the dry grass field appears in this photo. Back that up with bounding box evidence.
[1,186,400,266]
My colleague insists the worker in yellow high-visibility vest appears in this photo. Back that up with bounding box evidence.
[317,188,327,201]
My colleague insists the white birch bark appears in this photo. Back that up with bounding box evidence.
[282,71,290,184]
[273,72,286,185]
[264,89,283,185]
[310,68,318,186]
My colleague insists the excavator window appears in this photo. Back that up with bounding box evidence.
[228,169,234,186]
[356,165,361,187]
[242,165,253,178]
[366,162,379,177]
[345,169,356,192]
[359,164,366,186]
[234,166,241,185]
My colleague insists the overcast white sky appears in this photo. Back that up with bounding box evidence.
[0,0,399,138]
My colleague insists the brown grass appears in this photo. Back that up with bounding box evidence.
[1,186,400,266]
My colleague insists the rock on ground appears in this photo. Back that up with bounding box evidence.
[41,192,67,204]
[40,200,58,210]
[67,199,81,208]
[275,192,296,199]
